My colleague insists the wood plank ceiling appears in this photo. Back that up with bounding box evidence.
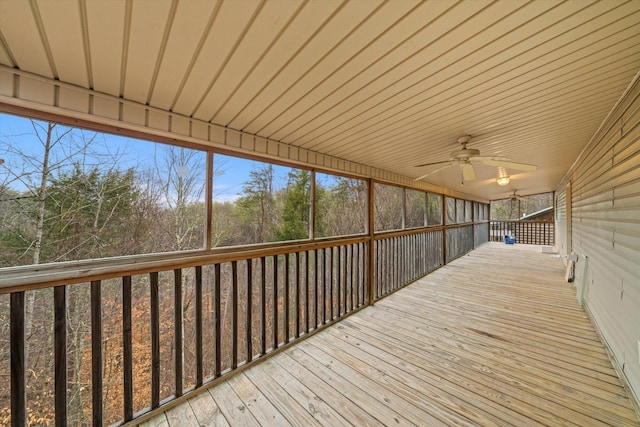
[1,0,639,200]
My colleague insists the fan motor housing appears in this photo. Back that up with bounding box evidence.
[450,148,480,159]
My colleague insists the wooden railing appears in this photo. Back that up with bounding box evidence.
[1,222,488,425]
[2,238,369,425]
[489,220,555,245]
[373,228,443,299]
[474,221,489,247]
[446,224,474,263]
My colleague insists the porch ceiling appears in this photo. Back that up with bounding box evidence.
[1,0,639,200]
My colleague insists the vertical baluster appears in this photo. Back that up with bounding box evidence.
[342,246,348,314]
[338,246,349,314]
[423,232,427,275]
[407,236,411,283]
[379,240,384,296]
[305,250,310,334]
[399,237,404,287]
[375,240,381,299]
[421,232,424,274]
[389,238,393,293]
[231,261,238,370]
[174,269,183,397]
[375,240,380,298]
[407,235,411,282]
[195,266,203,387]
[91,280,103,423]
[349,243,358,311]
[366,239,372,303]
[363,242,367,304]
[349,244,355,312]
[284,254,290,343]
[420,233,423,275]
[358,242,362,305]
[122,276,133,421]
[337,246,341,317]
[295,251,300,338]
[404,236,408,284]
[321,249,326,324]
[396,236,409,289]
[272,255,278,350]
[415,234,419,278]
[358,242,364,306]
[399,237,402,288]
[409,234,413,282]
[214,264,221,377]
[10,292,26,427]
[327,247,332,321]
[54,286,67,427]
[150,272,160,408]
[315,249,320,329]
[387,239,392,294]
[391,237,402,290]
[355,243,360,307]
[246,259,253,363]
[261,257,266,356]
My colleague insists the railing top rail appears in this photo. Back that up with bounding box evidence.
[490,220,554,223]
[373,225,445,240]
[0,236,368,294]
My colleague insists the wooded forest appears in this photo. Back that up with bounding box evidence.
[0,118,452,425]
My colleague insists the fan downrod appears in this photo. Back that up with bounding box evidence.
[450,135,479,159]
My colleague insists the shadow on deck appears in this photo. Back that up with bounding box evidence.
[140,243,640,426]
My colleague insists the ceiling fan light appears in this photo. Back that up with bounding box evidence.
[496,176,510,186]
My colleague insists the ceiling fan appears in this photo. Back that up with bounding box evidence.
[508,190,528,202]
[414,135,537,182]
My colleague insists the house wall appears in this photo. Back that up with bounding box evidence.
[555,186,568,255]
[556,72,640,406]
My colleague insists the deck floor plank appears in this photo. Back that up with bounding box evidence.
[259,357,354,426]
[137,412,168,427]
[207,381,261,427]
[274,351,387,426]
[243,362,324,427]
[144,243,640,426]
[336,312,636,426]
[226,373,292,426]
[286,344,429,426]
[186,390,230,427]
[164,399,202,427]
[349,305,633,407]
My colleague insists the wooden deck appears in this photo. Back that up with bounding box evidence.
[138,243,640,426]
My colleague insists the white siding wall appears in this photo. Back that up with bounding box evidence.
[555,187,567,256]
[557,73,640,406]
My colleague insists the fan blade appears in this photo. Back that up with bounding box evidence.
[461,163,476,181]
[414,164,456,181]
[466,156,510,162]
[414,160,456,168]
[482,159,537,171]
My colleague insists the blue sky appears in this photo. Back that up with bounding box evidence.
[0,112,297,202]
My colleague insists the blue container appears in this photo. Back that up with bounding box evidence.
[504,236,515,244]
